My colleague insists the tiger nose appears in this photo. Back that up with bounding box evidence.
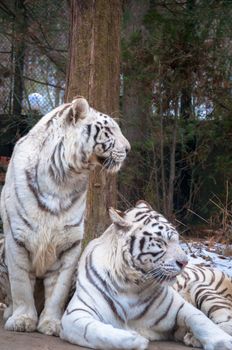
[125,142,131,154]
[176,258,188,270]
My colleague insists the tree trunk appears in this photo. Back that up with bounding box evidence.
[12,0,26,116]
[120,0,151,206]
[65,0,122,240]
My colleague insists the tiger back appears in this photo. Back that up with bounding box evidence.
[174,264,232,335]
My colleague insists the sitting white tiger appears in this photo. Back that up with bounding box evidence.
[61,201,232,350]
[0,96,130,336]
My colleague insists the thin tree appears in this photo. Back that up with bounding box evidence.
[65,0,122,240]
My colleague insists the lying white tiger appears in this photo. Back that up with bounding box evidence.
[61,201,232,350]
[0,96,130,336]
[174,264,232,336]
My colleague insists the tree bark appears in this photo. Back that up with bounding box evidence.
[12,0,26,116]
[65,0,122,240]
[120,0,151,206]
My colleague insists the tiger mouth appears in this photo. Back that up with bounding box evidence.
[96,156,106,165]
[148,271,181,284]
[96,155,123,172]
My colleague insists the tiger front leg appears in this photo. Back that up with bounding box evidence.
[37,241,81,336]
[4,236,37,332]
[61,296,149,350]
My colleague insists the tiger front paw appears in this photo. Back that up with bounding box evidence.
[5,313,37,332]
[203,334,232,350]
[37,317,61,336]
[184,332,202,348]
[204,340,232,350]
[123,331,149,350]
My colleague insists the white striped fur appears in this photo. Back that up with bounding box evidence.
[0,97,130,336]
[174,265,232,336]
[0,237,11,310]
[61,201,232,350]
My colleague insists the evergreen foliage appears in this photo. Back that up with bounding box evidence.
[120,0,232,231]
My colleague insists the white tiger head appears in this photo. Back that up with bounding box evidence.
[109,201,188,286]
[62,96,130,173]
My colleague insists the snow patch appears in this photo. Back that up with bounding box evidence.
[181,241,232,277]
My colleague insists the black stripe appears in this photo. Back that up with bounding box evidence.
[197,289,215,309]
[26,165,54,214]
[27,164,88,215]
[215,272,225,290]
[13,164,30,218]
[152,293,174,326]
[77,294,103,321]
[66,307,93,316]
[129,236,136,255]
[138,251,165,261]
[58,240,81,259]
[4,206,30,272]
[143,231,152,236]
[4,206,28,251]
[209,268,216,285]
[103,140,113,152]
[105,126,113,135]
[15,206,34,231]
[84,321,95,341]
[122,250,130,266]
[139,237,145,251]
[93,125,100,142]
[73,316,90,324]
[86,125,91,141]
[85,254,125,322]
[135,210,150,218]
[88,254,127,318]
[208,303,232,317]
[135,214,148,222]
[133,287,164,320]
[107,270,124,293]
[194,286,211,306]
[49,139,66,183]
[58,140,66,180]
[173,302,185,333]
[77,279,104,321]
[64,212,84,229]
[196,266,206,282]
[185,267,199,281]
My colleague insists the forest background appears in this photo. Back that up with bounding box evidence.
[0,0,231,241]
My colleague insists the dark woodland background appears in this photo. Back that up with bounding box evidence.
[0,0,232,240]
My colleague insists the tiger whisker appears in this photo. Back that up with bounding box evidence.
[100,157,112,173]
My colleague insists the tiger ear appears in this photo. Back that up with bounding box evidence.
[109,208,132,231]
[70,96,89,123]
[135,200,153,210]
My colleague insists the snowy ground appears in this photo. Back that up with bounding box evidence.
[181,240,232,276]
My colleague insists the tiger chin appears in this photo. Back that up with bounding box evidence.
[61,201,232,350]
[0,97,130,336]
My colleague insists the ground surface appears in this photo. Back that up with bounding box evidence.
[0,313,192,350]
